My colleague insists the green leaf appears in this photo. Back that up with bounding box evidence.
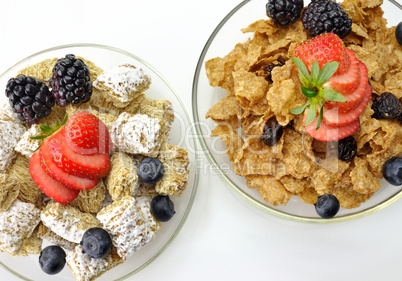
[305,103,317,126]
[321,89,347,102]
[311,61,320,82]
[291,57,311,81]
[40,125,53,135]
[316,61,339,86]
[30,135,48,140]
[290,100,311,115]
[60,114,68,127]
[28,146,40,153]
[316,103,324,130]
[302,87,318,98]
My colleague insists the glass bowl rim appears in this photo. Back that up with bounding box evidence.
[0,43,200,280]
[191,0,402,224]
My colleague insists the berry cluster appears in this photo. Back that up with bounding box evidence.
[50,54,92,107]
[301,0,352,38]
[5,74,55,124]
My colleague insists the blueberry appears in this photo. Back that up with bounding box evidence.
[151,195,176,222]
[39,245,66,275]
[396,22,402,46]
[138,157,164,184]
[314,194,340,218]
[383,157,402,186]
[80,228,113,259]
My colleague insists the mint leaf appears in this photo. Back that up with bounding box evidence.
[290,100,311,115]
[291,57,311,81]
[305,103,317,126]
[321,89,347,102]
[316,61,339,86]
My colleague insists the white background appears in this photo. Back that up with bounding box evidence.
[0,0,402,280]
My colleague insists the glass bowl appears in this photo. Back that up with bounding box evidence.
[192,0,402,223]
[0,44,199,280]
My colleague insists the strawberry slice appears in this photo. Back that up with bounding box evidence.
[29,151,80,203]
[293,33,350,76]
[326,49,361,96]
[304,115,360,142]
[326,61,368,112]
[49,129,111,179]
[323,83,372,127]
[40,132,99,190]
[64,111,111,155]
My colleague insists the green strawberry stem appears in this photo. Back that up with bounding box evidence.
[29,114,69,152]
[290,57,347,129]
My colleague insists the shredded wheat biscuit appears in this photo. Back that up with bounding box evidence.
[0,200,41,255]
[156,143,190,196]
[10,154,43,207]
[96,196,155,259]
[41,202,101,243]
[105,152,138,201]
[37,223,76,251]
[67,245,124,281]
[69,180,106,213]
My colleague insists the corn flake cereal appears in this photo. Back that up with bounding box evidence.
[205,0,402,209]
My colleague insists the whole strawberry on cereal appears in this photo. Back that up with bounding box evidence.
[289,33,370,142]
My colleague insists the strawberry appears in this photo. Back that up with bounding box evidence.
[293,33,350,76]
[49,129,111,179]
[29,151,80,203]
[325,62,368,113]
[40,131,99,190]
[290,33,372,142]
[325,48,361,96]
[304,114,360,142]
[64,111,111,155]
[323,83,372,127]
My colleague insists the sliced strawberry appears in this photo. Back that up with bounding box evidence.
[304,115,360,142]
[323,83,372,127]
[326,61,368,112]
[40,133,99,190]
[49,130,111,179]
[325,49,361,96]
[293,33,350,76]
[64,111,111,155]
[29,151,80,203]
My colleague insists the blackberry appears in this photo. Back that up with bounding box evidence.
[50,54,92,107]
[266,0,304,26]
[336,136,356,162]
[371,92,402,120]
[260,117,284,146]
[301,0,352,38]
[5,74,55,124]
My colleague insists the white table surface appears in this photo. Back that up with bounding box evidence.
[1,0,402,280]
